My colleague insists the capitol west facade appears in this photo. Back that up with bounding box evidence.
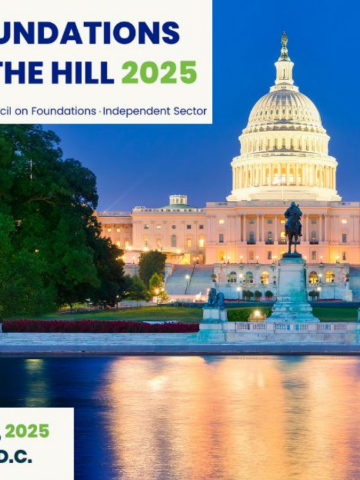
[98,35,360,299]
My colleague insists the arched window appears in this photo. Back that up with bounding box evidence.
[261,271,269,284]
[228,271,237,283]
[326,271,335,283]
[171,235,177,247]
[309,271,319,284]
[245,271,253,283]
[249,231,255,243]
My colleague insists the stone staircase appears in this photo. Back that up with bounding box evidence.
[165,264,214,296]
[165,265,194,295]
[186,265,214,296]
[349,265,360,300]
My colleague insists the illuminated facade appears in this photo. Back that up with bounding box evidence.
[98,34,360,269]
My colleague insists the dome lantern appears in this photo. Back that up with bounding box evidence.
[274,31,294,88]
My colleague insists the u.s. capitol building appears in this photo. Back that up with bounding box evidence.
[98,34,359,300]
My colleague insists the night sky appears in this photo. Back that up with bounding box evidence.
[46,0,360,211]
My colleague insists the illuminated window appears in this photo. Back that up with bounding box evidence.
[280,219,285,224]
[125,241,129,249]
[116,228,121,233]
[342,219,348,224]
[187,239,192,248]
[219,219,225,225]
[309,271,318,284]
[199,238,205,248]
[144,224,149,230]
[326,271,335,283]
[107,228,112,233]
[261,271,270,284]
[156,225,162,230]
[116,241,121,247]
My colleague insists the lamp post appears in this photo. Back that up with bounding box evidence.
[317,286,322,301]
[236,286,242,302]
[155,288,160,306]
[185,274,190,289]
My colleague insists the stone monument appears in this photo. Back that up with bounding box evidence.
[267,202,320,323]
[202,287,228,322]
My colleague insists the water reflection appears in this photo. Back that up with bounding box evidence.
[0,356,360,480]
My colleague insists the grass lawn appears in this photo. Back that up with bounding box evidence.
[8,306,358,324]
[312,307,357,322]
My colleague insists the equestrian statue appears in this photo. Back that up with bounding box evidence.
[284,201,302,256]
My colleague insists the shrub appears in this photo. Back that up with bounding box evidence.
[242,290,255,301]
[2,320,199,334]
[308,290,319,300]
[254,290,262,299]
[265,290,274,300]
[228,307,272,322]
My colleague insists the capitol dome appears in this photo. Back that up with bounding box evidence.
[248,89,323,130]
[227,33,341,203]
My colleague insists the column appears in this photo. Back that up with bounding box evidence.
[306,214,309,242]
[250,166,254,186]
[270,164,273,185]
[319,214,323,243]
[324,214,328,242]
[303,214,307,241]
[261,215,265,243]
[286,163,290,185]
[274,214,278,242]
[295,164,299,185]
[243,215,247,243]
[256,215,259,242]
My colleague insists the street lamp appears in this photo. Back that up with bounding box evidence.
[155,288,160,305]
[239,274,243,284]
[185,274,190,288]
[236,286,242,301]
[317,286,322,301]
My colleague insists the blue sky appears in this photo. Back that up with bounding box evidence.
[47,0,360,211]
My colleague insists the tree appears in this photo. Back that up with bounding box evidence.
[254,290,262,300]
[149,272,169,302]
[138,251,167,288]
[0,125,126,315]
[0,214,56,318]
[126,275,149,302]
[265,290,274,300]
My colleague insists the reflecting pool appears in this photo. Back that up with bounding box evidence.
[1,356,360,480]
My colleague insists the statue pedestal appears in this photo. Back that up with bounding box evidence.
[267,256,319,323]
[202,307,228,323]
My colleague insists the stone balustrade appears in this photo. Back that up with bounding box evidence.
[198,321,360,344]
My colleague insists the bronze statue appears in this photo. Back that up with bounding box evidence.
[285,201,302,255]
[206,288,226,310]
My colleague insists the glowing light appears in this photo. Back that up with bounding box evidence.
[219,219,225,224]
[341,219,347,224]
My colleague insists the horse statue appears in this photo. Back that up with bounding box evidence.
[285,202,302,255]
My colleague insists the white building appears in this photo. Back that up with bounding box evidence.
[98,33,360,300]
